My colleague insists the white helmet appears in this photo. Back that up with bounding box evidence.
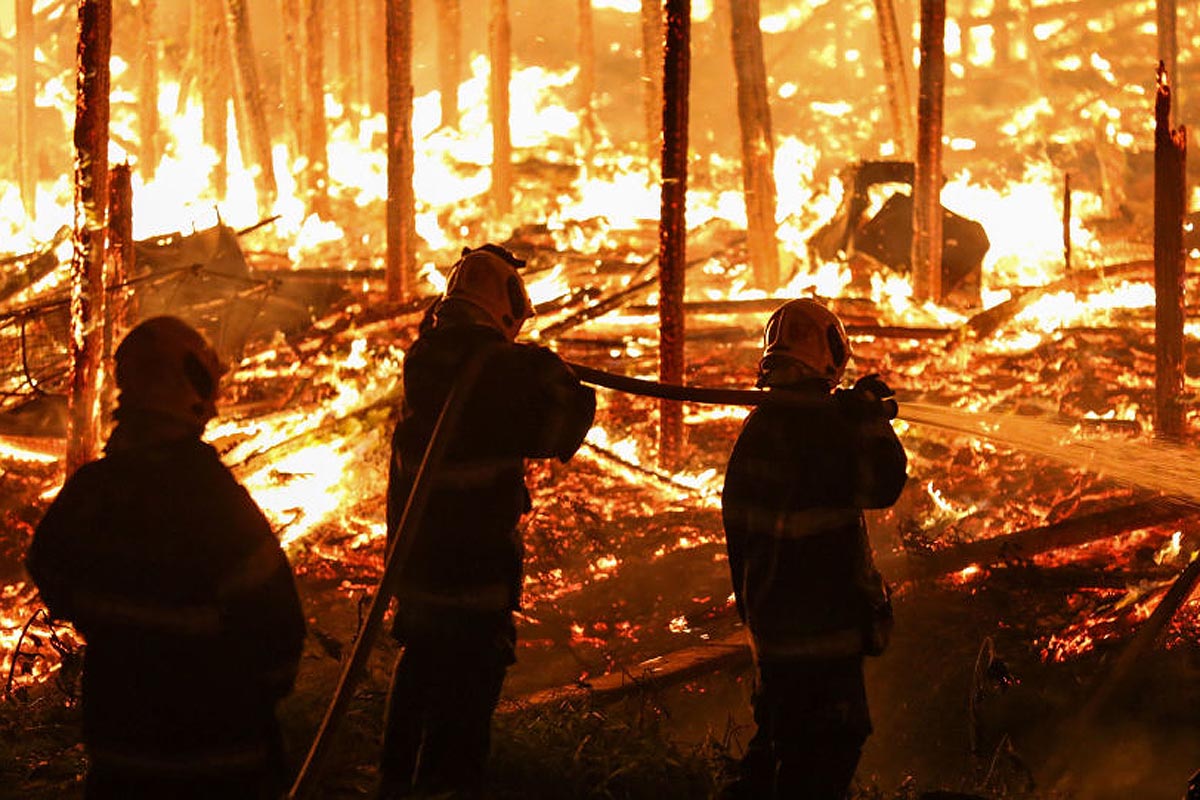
[757,298,850,387]
[442,244,534,341]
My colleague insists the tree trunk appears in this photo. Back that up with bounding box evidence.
[872,0,914,158]
[386,0,415,302]
[489,0,513,215]
[302,0,331,217]
[136,0,159,181]
[16,0,37,219]
[436,0,462,129]
[364,0,387,112]
[337,0,360,108]
[68,0,113,476]
[104,163,133,425]
[577,0,597,156]
[1157,0,1178,125]
[640,0,664,167]
[278,0,304,156]
[912,0,945,303]
[727,0,780,290]
[223,0,278,208]
[658,0,689,470]
[199,0,229,197]
[1154,62,1187,440]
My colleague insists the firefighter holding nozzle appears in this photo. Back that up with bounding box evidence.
[379,244,596,799]
[26,317,306,799]
[720,299,908,800]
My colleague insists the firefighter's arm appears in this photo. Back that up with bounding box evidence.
[218,489,307,700]
[522,346,597,462]
[25,470,100,623]
[835,375,908,508]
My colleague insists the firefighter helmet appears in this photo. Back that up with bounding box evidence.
[442,244,534,341]
[114,316,226,427]
[757,298,850,387]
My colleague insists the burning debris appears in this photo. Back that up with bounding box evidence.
[1,0,1199,797]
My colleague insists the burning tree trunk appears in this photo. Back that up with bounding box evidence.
[364,0,387,113]
[104,163,133,423]
[68,0,112,476]
[301,0,331,217]
[436,0,462,129]
[577,0,597,155]
[1153,63,1187,440]
[199,0,229,197]
[727,0,780,290]
[912,0,945,303]
[278,0,304,156]
[16,0,36,218]
[223,0,278,208]
[385,0,415,302]
[640,0,664,168]
[1157,0,1177,126]
[658,0,689,470]
[872,0,914,158]
[1063,172,1072,272]
[489,0,513,215]
[136,0,159,181]
[337,0,361,108]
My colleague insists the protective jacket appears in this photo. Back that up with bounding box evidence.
[26,420,305,786]
[387,321,595,639]
[722,385,907,663]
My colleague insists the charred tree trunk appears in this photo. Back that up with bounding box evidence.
[364,0,387,112]
[489,0,513,215]
[302,0,331,217]
[68,0,112,476]
[1157,0,1177,126]
[104,163,133,424]
[385,0,415,302]
[727,0,780,290]
[200,0,229,197]
[640,1,664,168]
[436,0,462,129]
[136,0,159,181]
[223,0,278,207]
[336,0,360,108]
[577,0,597,155]
[658,0,689,470]
[873,0,914,157]
[1063,172,1073,272]
[16,0,37,218]
[1154,63,1187,440]
[278,0,304,156]
[912,0,945,303]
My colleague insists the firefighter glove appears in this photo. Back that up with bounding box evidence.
[839,373,899,420]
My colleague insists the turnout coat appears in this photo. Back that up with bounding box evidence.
[26,429,305,781]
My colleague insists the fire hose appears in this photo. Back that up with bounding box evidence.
[288,343,502,800]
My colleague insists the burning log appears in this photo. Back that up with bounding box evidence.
[222,0,278,207]
[1153,63,1187,440]
[16,0,36,218]
[436,0,462,129]
[301,0,330,218]
[727,0,781,289]
[489,0,513,215]
[0,226,70,307]
[886,497,1197,580]
[912,0,946,303]
[67,0,112,476]
[658,0,691,470]
[385,0,416,302]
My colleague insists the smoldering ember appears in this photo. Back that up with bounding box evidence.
[1,0,1199,798]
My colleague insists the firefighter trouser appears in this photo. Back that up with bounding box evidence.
[722,657,870,800]
[380,635,510,798]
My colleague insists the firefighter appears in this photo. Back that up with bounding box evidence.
[719,298,908,800]
[379,244,596,799]
[26,316,306,800]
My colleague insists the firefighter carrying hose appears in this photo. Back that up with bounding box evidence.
[719,298,908,800]
[26,316,306,800]
[379,244,596,799]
